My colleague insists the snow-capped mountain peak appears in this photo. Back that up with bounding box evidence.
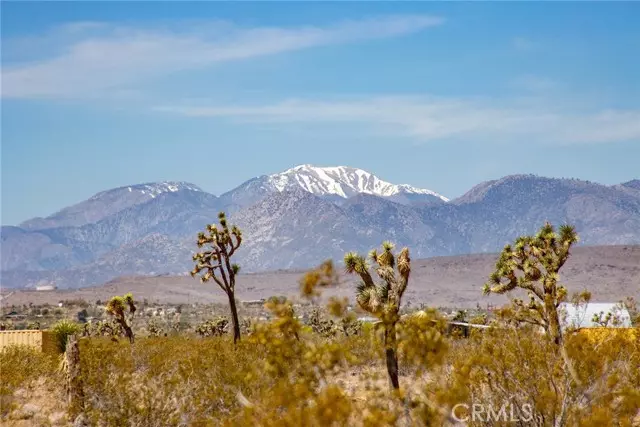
[266,164,449,202]
[125,181,203,199]
[90,181,203,201]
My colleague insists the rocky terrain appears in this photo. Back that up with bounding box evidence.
[1,165,639,289]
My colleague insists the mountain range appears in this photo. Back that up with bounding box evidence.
[2,164,639,289]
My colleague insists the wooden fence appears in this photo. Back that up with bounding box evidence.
[0,330,58,353]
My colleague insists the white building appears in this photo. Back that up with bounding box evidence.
[558,302,632,330]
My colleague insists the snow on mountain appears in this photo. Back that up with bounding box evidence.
[266,164,449,201]
[95,181,203,200]
[3,172,640,289]
[20,181,206,231]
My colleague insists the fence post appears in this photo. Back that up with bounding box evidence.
[65,335,85,421]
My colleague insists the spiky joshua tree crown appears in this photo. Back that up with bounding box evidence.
[344,241,411,324]
[191,212,242,292]
[483,222,579,335]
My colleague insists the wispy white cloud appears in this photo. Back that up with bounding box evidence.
[1,15,443,99]
[154,96,640,145]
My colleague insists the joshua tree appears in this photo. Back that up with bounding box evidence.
[105,293,137,343]
[344,241,411,390]
[482,222,579,347]
[191,212,243,344]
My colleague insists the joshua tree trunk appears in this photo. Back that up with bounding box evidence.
[227,291,241,344]
[544,292,583,389]
[123,324,135,344]
[384,322,400,390]
[546,298,563,346]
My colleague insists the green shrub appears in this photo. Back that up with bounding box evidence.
[51,319,82,352]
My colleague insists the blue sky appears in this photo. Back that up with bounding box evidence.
[2,2,639,225]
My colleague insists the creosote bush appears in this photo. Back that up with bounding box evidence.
[82,318,124,339]
[195,316,229,337]
[146,318,165,337]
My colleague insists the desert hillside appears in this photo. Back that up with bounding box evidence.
[3,245,638,308]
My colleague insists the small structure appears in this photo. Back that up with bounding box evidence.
[242,299,266,306]
[559,302,632,330]
[0,330,58,353]
[4,311,25,320]
[36,285,57,291]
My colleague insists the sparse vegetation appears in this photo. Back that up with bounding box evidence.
[1,223,639,426]
[195,316,229,337]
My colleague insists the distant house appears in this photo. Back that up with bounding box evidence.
[4,311,26,320]
[559,303,632,330]
[357,316,378,323]
[242,299,266,306]
[36,285,57,291]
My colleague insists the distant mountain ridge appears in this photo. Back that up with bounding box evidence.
[621,179,640,190]
[2,166,639,289]
[218,164,448,211]
[19,181,205,230]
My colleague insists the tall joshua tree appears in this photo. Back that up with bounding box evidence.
[105,292,137,344]
[191,212,243,344]
[344,241,411,390]
[483,222,579,347]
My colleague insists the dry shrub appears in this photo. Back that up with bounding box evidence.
[2,316,638,426]
[223,298,358,426]
[221,295,452,427]
[0,345,58,396]
[78,336,263,426]
[3,257,638,427]
[0,345,59,418]
[426,326,640,426]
